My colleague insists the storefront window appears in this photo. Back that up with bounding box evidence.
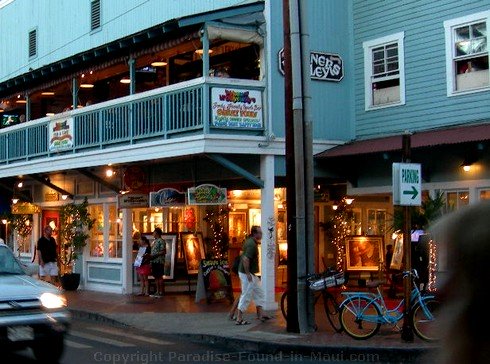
[108,205,122,258]
[17,233,32,255]
[445,191,469,212]
[480,190,490,200]
[349,209,362,236]
[367,209,386,236]
[89,204,104,257]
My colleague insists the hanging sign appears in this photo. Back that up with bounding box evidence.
[117,193,149,209]
[211,88,263,129]
[278,48,344,82]
[150,188,186,207]
[11,202,41,215]
[393,163,422,206]
[310,51,344,82]
[188,184,227,205]
[49,117,74,152]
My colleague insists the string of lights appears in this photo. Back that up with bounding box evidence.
[428,239,437,292]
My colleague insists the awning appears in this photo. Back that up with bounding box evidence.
[317,123,490,158]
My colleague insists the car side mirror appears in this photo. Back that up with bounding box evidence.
[24,263,39,276]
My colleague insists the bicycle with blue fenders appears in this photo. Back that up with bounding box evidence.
[339,269,440,340]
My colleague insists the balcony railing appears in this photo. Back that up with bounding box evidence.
[0,77,265,164]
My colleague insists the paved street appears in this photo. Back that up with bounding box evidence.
[4,317,427,364]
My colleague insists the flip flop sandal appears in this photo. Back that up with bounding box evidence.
[235,320,250,325]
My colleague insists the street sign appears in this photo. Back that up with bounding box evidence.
[393,163,422,206]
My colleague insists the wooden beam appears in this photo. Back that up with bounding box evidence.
[30,174,74,199]
[76,168,121,194]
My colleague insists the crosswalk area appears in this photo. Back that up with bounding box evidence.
[65,325,175,350]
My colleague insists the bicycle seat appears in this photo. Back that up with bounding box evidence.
[366,280,385,288]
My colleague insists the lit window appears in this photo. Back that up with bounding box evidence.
[444,11,490,95]
[363,32,405,110]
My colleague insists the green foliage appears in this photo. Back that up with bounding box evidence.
[392,192,445,231]
[58,198,95,273]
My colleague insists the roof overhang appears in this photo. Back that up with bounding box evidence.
[317,123,490,159]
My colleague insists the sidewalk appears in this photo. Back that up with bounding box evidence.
[65,289,439,362]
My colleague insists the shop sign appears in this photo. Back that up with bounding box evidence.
[117,193,149,209]
[45,192,59,202]
[150,188,186,207]
[278,48,344,82]
[49,117,74,152]
[310,51,343,82]
[200,259,233,302]
[188,184,227,205]
[392,163,422,206]
[12,202,41,215]
[211,88,263,129]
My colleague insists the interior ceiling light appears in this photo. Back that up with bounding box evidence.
[46,113,55,117]
[194,49,214,55]
[80,83,95,88]
[61,194,69,200]
[41,91,55,96]
[0,109,4,113]
[15,99,27,104]
[151,60,168,67]
[120,77,131,84]
[106,168,115,178]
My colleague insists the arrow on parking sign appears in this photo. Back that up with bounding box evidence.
[403,186,419,200]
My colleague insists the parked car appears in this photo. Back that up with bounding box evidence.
[0,243,70,361]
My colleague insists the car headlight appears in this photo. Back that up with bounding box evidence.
[40,293,67,309]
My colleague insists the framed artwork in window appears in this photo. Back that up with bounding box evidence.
[345,236,383,271]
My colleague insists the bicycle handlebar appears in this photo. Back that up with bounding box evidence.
[402,269,419,279]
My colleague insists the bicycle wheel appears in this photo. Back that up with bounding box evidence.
[322,292,342,333]
[412,298,441,341]
[340,297,381,340]
[280,291,288,320]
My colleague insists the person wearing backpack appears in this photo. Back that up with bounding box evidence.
[235,226,272,325]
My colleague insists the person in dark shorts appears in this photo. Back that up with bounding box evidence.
[149,228,166,298]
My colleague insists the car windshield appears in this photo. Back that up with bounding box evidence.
[0,247,25,275]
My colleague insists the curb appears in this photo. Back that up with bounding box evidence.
[69,309,129,327]
[70,309,438,363]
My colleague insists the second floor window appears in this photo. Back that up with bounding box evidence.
[444,11,489,95]
[363,32,405,110]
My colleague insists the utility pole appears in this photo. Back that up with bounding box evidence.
[283,0,299,333]
[401,133,414,342]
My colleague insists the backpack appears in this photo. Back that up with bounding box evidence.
[232,255,241,274]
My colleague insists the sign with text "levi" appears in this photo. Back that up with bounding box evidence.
[393,163,422,206]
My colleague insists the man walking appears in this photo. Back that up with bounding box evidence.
[37,226,59,284]
[235,226,272,325]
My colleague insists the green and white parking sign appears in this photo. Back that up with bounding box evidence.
[392,163,422,206]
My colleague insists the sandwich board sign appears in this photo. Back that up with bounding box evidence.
[393,163,421,206]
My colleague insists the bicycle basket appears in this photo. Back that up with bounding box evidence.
[308,272,345,291]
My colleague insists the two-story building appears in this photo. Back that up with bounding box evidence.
[317,0,490,281]
[0,0,355,305]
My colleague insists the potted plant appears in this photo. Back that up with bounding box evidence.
[58,198,95,291]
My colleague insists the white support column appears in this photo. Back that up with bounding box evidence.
[469,186,479,205]
[260,154,277,310]
[121,208,133,294]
